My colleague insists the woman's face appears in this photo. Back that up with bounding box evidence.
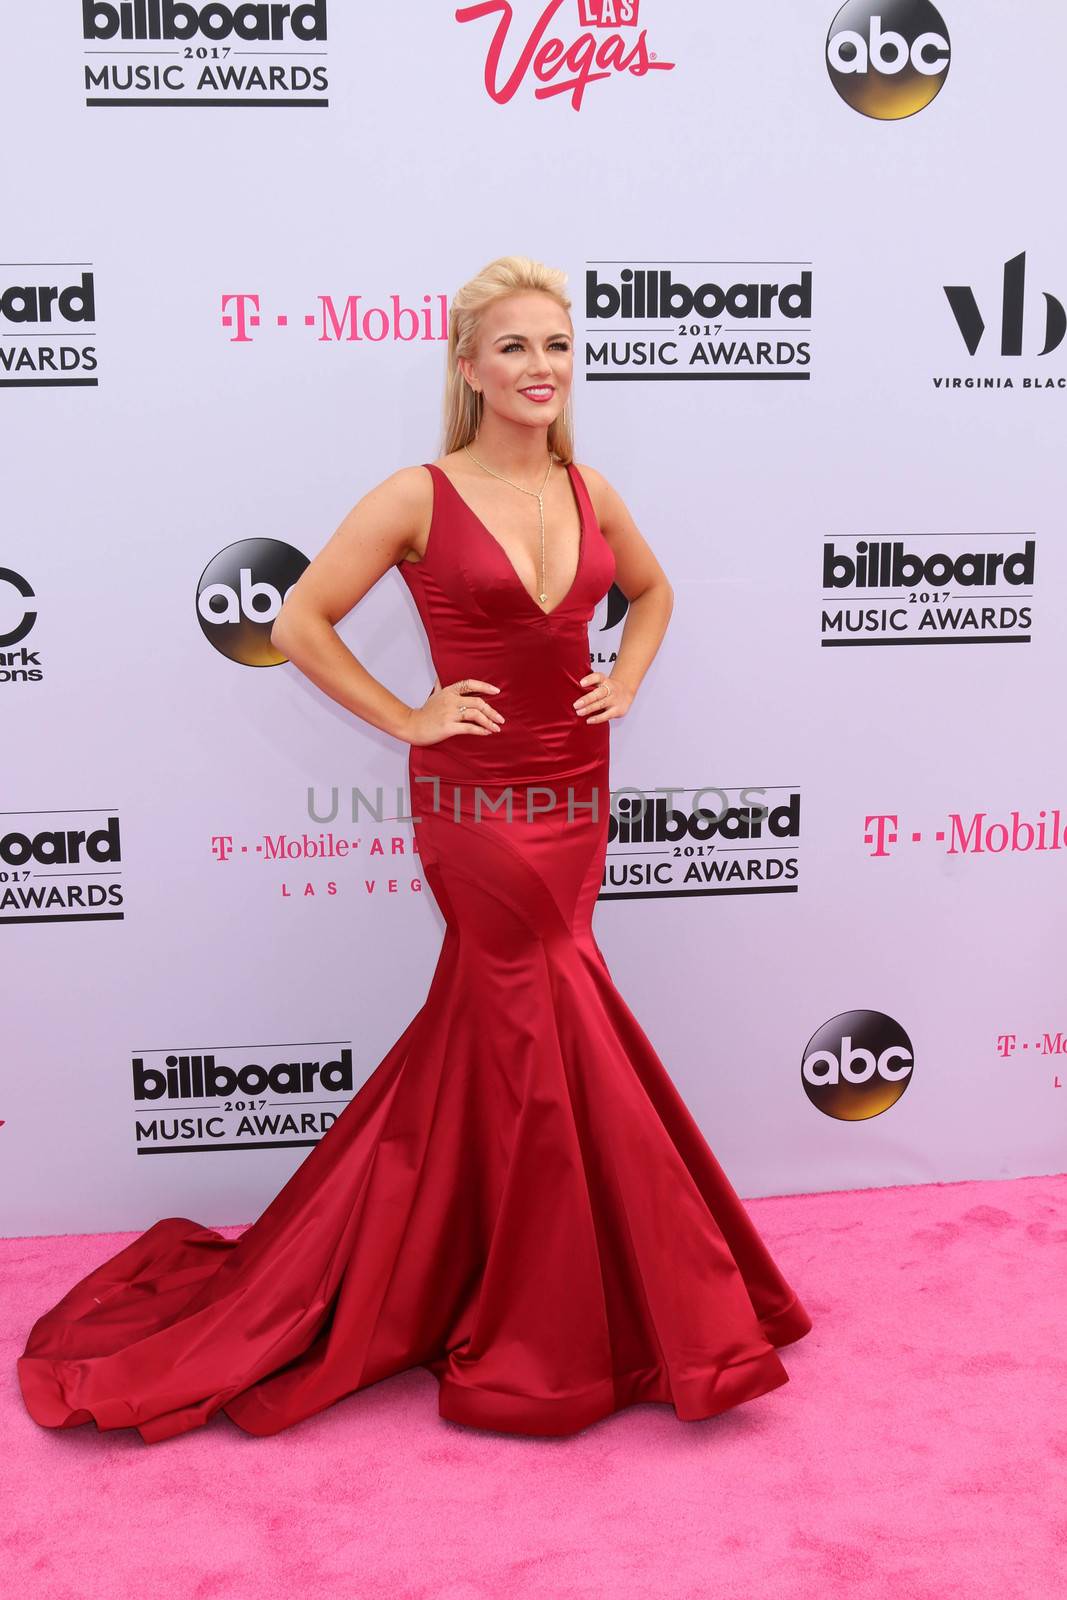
[461,291,573,432]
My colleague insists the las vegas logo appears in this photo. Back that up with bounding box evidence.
[455,0,675,109]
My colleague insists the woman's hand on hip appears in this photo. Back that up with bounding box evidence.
[403,675,505,746]
[573,672,633,725]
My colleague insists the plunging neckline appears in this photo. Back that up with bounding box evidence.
[430,461,585,620]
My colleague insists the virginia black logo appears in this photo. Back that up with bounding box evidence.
[197,539,309,666]
[826,0,950,119]
[589,582,629,672]
[802,1009,914,1119]
[945,252,1066,358]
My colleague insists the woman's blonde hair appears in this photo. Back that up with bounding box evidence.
[441,255,574,464]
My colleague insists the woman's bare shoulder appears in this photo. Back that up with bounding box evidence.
[571,460,616,523]
[375,461,434,498]
[358,464,435,562]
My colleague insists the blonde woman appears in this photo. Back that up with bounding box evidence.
[19,257,811,1443]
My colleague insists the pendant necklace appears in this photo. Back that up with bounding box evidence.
[462,441,555,606]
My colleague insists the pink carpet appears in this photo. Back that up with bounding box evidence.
[3,1172,1065,1600]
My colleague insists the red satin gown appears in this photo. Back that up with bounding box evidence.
[18,459,812,1443]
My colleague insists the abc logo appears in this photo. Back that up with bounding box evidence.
[802,1009,914,1120]
[196,538,308,666]
[826,1,950,120]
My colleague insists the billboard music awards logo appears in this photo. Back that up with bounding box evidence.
[0,268,97,387]
[826,0,950,119]
[602,786,801,900]
[937,252,1066,392]
[81,0,330,106]
[802,1010,914,1120]
[864,806,1067,858]
[0,568,43,683]
[455,0,675,110]
[197,539,309,665]
[132,1040,355,1152]
[1,810,125,925]
[585,262,812,381]
[820,534,1036,646]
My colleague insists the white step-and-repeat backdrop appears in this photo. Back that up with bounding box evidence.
[4,2,1065,1235]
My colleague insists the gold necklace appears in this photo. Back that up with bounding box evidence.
[462,440,555,606]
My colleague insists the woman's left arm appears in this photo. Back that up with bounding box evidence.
[572,463,674,725]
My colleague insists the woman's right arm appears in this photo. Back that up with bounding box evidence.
[269,467,502,744]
